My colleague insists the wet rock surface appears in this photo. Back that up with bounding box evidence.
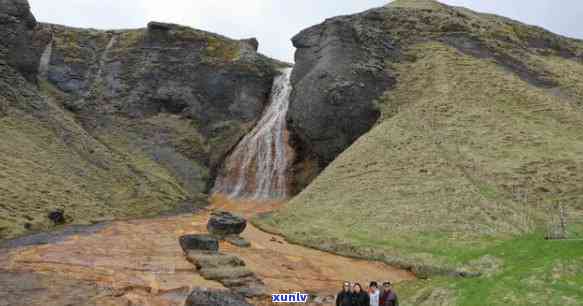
[185,288,252,306]
[207,210,247,237]
[180,234,220,252]
[225,234,252,248]
[0,198,414,305]
[184,234,268,298]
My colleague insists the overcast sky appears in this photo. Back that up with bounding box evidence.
[29,0,583,62]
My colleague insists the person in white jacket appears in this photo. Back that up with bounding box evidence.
[367,281,380,306]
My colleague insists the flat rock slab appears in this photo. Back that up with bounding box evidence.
[185,288,252,306]
[225,235,251,248]
[186,251,245,269]
[183,247,268,298]
[207,211,247,237]
[179,234,219,252]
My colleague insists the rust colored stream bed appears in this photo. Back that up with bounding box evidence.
[0,196,414,305]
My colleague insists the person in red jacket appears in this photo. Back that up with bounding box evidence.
[379,282,399,306]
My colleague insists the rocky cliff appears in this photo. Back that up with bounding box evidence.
[287,0,583,188]
[0,0,284,239]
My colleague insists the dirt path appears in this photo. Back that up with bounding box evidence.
[0,197,414,305]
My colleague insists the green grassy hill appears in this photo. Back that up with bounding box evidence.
[257,2,583,304]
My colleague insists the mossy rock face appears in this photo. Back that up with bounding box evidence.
[0,1,283,240]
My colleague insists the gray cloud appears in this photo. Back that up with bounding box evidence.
[29,0,583,62]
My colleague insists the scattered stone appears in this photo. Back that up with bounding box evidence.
[179,234,219,253]
[207,211,247,237]
[185,288,252,306]
[48,209,66,225]
[182,237,267,298]
[225,235,251,248]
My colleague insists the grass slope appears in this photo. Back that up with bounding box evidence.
[0,81,200,239]
[258,42,583,305]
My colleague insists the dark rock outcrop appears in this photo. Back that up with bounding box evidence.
[287,8,398,181]
[207,211,247,237]
[31,22,284,195]
[0,0,38,81]
[240,38,259,51]
[185,288,252,306]
[179,234,219,252]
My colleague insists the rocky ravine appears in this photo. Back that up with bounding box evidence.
[0,0,288,239]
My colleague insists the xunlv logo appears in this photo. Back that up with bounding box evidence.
[271,292,309,303]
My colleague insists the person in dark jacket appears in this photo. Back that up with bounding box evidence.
[351,283,370,306]
[379,282,399,306]
[336,282,353,306]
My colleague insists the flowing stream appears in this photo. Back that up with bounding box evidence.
[213,68,294,200]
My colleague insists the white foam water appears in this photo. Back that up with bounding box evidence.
[213,68,294,200]
[38,39,53,81]
[93,36,117,85]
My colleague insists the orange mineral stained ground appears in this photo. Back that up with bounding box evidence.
[0,195,414,306]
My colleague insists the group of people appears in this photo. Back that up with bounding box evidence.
[336,281,398,306]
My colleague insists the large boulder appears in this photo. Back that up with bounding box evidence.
[207,211,247,237]
[185,288,252,306]
[179,234,219,252]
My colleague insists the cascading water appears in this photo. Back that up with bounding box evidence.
[38,39,53,81]
[95,36,117,81]
[213,68,294,200]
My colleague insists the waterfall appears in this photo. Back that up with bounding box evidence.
[213,68,294,200]
[92,35,117,87]
[38,39,53,81]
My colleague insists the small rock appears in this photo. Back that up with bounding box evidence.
[179,234,219,253]
[185,288,251,306]
[207,211,247,237]
[48,209,65,225]
[224,235,251,248]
